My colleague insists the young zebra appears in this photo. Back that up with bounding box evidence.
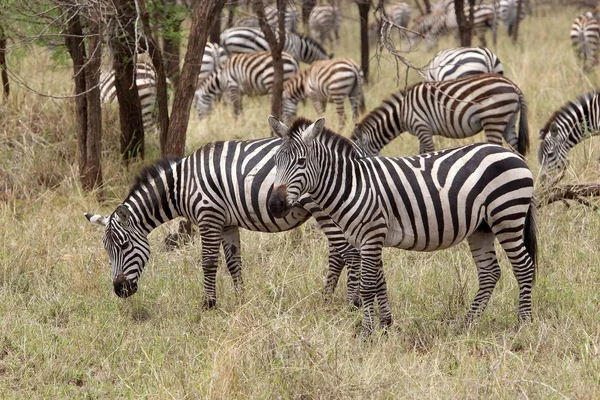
[309,5,341,44]
[353,73,529,157]
[220,27,331,64]
[538,91,600,182]
[85,138,361,307]
[268,117,537,336]
[281,58,365,129]
[570,13,600,73]
[194,51,300,120]
[199,42,228,87]
[99,63,157,132]
[425,47,504,81]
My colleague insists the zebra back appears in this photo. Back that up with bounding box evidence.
[425,47,504,81]
[199,42,228,87]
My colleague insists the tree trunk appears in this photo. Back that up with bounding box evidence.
[357,1,371,83]
[110,0,146,162]
[302,0,317,31]
[84,20,104,193]
[255,0,286,118]
[138,0,170,155]
[0,25,8,100]
[423,0,431,13]
[512,0,524,43]
[210,6,222,44]
[164,0,227,158]
[455,0,472,46]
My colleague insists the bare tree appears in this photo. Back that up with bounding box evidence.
[356,0,371,83]
[413,0,431,14]
[302,0,317,32]
[455,0,474,46]
[164,0,227,158]
[255,0,286,118]
[0,24,8,100]
[161,0,184,88]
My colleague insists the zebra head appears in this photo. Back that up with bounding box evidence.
[85,204,150,298]
[538,121,568,183]
[268,116,325,218]
[194,73,221,121]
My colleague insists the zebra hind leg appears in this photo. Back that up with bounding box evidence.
[464,225,501,328]
[335,100,346,130]
[222,226,244,296]
[199,222,225,309]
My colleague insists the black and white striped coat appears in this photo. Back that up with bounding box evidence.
[85,137,361,306]
[268,117,537,335]
[570,13,600,72]
[199,42,228,87]
[232,5,299,32]
[538,91,600,181]
[194,51,300,120]
[100,63,157,132]
[369,2,412,44]
[496,0,528,36]
[309,5,341,44]
[220,27,330,64]
[282,58,365,129]
[353,74,529,156]
[425,47,504,81]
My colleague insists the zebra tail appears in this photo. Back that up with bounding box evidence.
[524,200,538,284]
[517,91,530,156]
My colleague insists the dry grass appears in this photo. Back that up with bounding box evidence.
[1,4,600,399]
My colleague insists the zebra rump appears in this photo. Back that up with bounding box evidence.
[425,47,504,81]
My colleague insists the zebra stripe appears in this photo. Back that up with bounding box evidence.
[268,117,537,335]
[353,73,529,156]
[538,91,600,181]
[99,63,157,132]
[85,137,361,306]
[199,42,228,86]
[309,5,341,44]
[496,0,528,36]
[194,51,300,120]
[369,2,412,44]
[570,14,600,72]
[282,58,365,129]
[232,5,299,32]
[220,27,330,64]
[425,47,504,81]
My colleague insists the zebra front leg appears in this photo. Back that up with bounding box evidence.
[417,132,436,154]
[222,226,243,296]
[199,223,224,309]
[334,100,347,130]
[464,227,501,327]
[359,242,388,336]
[309,94,327,116]
[228,87,243,118]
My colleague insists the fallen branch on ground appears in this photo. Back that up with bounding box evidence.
[536,183,600,210]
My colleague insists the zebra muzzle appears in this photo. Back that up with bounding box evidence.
[268,185,291,219]
[113,273,138,298]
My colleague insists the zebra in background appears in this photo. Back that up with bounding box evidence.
[425,47,504,81]
[369,2,412,45]
[100,63,157,132]
[570,13,600,73]
[309,5,341,44]
[194,51,300,120]
[232,5,299,32]
[538,91,600,183]
[281,58,365,129]
[85,138,362,307]
[199,42,228,87]
[496,0,529,37]
[268,117,537,335]
[353,74,529,156]
[220,27,331,64]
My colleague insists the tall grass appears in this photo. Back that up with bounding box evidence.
[1,4,600,398]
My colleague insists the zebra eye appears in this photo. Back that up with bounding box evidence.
[297,157,306,167]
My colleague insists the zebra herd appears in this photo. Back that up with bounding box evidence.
[88,2,600,337]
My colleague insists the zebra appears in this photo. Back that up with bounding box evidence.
[199,42,228,87]
[267,116,537,336]
[85,137,362,307]
[232,5,299,32]
[99,63,157,132]
[352,73,529,157]
[194,51,300,120]
[369,2,412,45]
[570,13,600,73]
[309,5,341,44]
[496,0,528,37]
[281,58,365,129]
[220,27,331,64]
[538,91,600,183]
[425,47,504,81]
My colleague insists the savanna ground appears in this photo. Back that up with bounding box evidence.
[1,3,600,398]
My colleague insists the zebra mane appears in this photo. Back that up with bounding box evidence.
[127,158,180,199]
[289,117,362,157]
[540,91,597,138]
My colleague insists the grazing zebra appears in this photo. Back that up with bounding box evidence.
[199,42,228,87]
[232,5,299,32]
[99,63,157,132]
[496,0,528,36]
[425,47,504,81]
[353,74,529,157]
[85,138,362,306]
[309,5,341,44]
[281,58,365,129]
[538,91,600,182]
[194,51,300,120]
[220,27,331,64]
[570,13,600,73]
[268,117,537,335]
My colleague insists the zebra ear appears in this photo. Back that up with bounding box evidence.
[302,118,326,143]
[85,213,109,227]
[115,205,130,223]
[549,122,560,140]
[268,115,289,139]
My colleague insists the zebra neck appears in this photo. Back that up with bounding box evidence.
[562,96,600,150]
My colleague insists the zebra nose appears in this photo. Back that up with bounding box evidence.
[113,274,137,298]
[268,185,291,219]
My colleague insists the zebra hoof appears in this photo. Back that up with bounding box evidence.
[203,298,217,310]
